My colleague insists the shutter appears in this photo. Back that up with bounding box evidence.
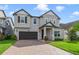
[25,17,27,23]
[18,16,20,23]
[34,19,36,24]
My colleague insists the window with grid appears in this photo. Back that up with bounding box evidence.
[34,19,36,24]
[20,16,25,23]
[54,31,60,37]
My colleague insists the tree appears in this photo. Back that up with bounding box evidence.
[68,27,77,41]
[73,22,79,31]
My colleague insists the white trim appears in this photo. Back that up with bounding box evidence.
[52,28,55,40]
[44,27,46,37]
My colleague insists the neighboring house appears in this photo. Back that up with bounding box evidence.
[60,20,79,38]
[60,20,79,30]
[13,9,65,40]
[76,31,79,35]
[0,10,6,34]
[0,10,13,35]
[4,17,14,35]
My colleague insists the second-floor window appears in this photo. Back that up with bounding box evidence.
[33,19,36,24]
[18,16,27,23]
[6,21,9,26]
[20,16,25,23]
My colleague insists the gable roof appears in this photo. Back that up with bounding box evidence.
[39,22,59,29]
[13,9,60,19]
[13,9,32,16]
[0,10,6,18]
[39,10,60,19]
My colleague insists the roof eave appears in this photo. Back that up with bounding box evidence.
[13,9,32,17]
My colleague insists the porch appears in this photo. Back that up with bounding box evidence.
[39,22,62,40]
[39,27,54,40]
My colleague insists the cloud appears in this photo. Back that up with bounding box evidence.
[56,6,65,12]
[68,15,75,20]
[9,11,14,15]
[69,11,79,18]
[34,4,49,11]
[60,20,64,23]
[0,5,8,10]
[9,9,19,16]
[72,11,79,16]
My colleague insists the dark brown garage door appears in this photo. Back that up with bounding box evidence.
[19,32,38,40]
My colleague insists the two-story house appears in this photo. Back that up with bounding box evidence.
[0,10,14,35]
[4,17,14,35]
[13,9,65,40]
[0,10,6,34]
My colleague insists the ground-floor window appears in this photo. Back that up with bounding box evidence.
[54,31,60,37]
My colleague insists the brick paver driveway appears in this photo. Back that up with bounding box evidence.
[3,40,72,55]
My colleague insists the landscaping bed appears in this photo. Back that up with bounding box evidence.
[49,41,79,55]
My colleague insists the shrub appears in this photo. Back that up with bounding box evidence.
[68,28,78,41]
[5,35,16,40]
[10,35,17,40]
[0,33,5,41]
[43,36,48,41]
[55,38,63,41]
[5,35,10,40]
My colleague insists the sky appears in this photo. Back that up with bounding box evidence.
[0,4,79,23]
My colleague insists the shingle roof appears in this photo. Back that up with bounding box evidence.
[39,22,59,29]
[13,9,60,19]
[13,9,32,16]
[39,10,60,19]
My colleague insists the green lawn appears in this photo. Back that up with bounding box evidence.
[49,41,79,55]
[0,39,16,54]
